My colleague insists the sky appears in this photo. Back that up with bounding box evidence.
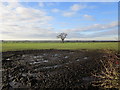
[0,1,118,40]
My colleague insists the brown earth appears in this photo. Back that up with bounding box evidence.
[1,49,119,89]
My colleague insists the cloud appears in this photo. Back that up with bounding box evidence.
[62,4,86,17]
[62,21,118,32]
[46,2,57,6]
[38,2,44,7]
[83,14,95,21]
[0,2,55,40]
[1,24,57,40]
[0,2,117,40]
[85,29,118,38]
[62,12,75,17]
[51,8,60,13]
[70,4,86,11]
[1,5,53,27]
[64,28,117,40]
[1,2,53,24]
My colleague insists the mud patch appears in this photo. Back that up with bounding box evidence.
[2,49,119,89]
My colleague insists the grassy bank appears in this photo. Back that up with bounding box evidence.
[1,42,119,52]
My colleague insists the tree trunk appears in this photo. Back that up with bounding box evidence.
[62,39,64,43]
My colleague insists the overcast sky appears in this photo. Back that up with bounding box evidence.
[0,2,118,40]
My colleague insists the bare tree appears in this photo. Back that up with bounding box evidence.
[57,33,67,43]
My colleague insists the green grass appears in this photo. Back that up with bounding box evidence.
[1,42,119,52]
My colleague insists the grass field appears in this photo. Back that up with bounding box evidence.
[1,42,119,52]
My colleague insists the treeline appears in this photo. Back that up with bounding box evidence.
[1,40,120,43]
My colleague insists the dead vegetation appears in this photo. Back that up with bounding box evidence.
[92,50,120,89]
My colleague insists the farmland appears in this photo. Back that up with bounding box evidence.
[1,41,120,89]
[1,42,119,52]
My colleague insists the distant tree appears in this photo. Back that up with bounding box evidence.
[57,33,67,43]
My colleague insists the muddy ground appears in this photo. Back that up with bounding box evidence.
[1,49,120,89]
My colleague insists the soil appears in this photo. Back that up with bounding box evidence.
[1,49,119,89]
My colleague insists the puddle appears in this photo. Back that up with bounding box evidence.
[37,56,43,58]
[43,60,48,63]
[65,63,69,64]
[54,54,59,57]
[6,58,10,60]
[42,65,62,69]
[30,61,41,64]
[83,57,88,60]
[76,59,80,61]
[33,56,37,59]
[64,56,68,59]
[22,73,27,77]
[22,55,26,58]
[43,54,47,56]
[30,59,48,64]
